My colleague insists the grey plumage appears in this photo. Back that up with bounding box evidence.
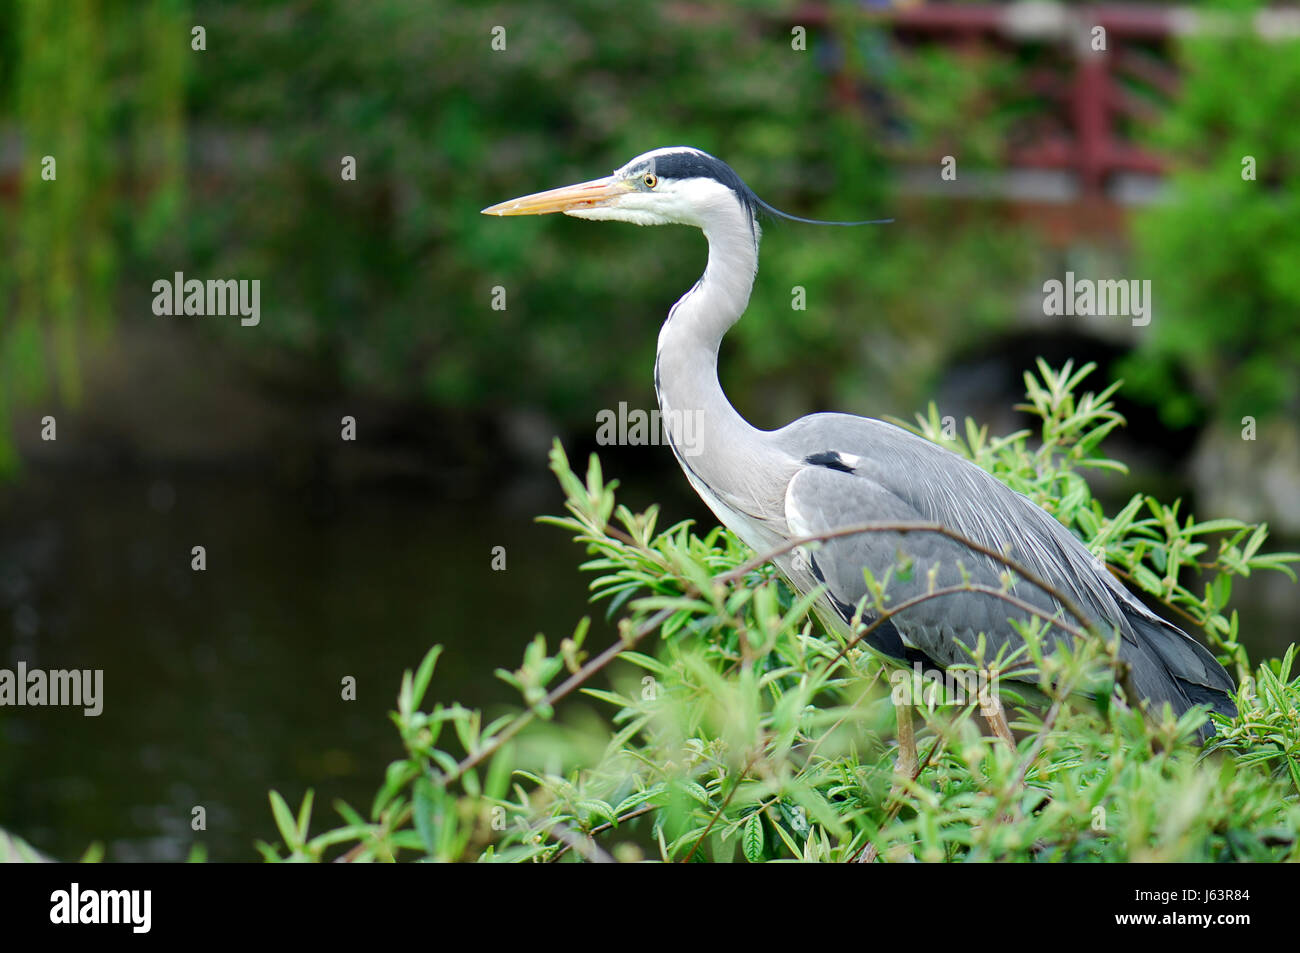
[774,413,1236,724]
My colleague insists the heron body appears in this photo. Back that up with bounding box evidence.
[484,146,1236,734]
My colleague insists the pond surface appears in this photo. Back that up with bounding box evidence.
[0,467,616,861]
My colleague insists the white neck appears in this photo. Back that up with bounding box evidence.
[654,204,791,522]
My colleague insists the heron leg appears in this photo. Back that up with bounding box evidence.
[981,695,1016,747]
[893,702,918,780]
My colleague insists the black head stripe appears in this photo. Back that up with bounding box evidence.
[634,149,891,231]
[647,151,762,223]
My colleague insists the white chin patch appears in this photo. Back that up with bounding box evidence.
[566,207,668,226]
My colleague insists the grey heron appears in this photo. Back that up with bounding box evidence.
[483,146,1237,765]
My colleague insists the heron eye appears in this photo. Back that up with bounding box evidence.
[643,173,658,189]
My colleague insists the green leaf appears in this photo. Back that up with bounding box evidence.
[411,646,443,711]
[268,790,299,850]
[577,799,617,828]
[742,812,764,863]
[413,777,438,856]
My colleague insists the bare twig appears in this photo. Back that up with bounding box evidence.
[817,582,1090,679]
[682,750,761,863]
[712,520,1099,641]
[545,820,616,863]
[438,606,676,787]
[546,804,657,862]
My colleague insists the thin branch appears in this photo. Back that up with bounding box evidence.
[545,820,616,864]
[712,520,1100,640]
[437,606,675,787]
[682,749,760,864]
[818,582,1091,681]
[546,804,657,862]
[1106,563,1203,628]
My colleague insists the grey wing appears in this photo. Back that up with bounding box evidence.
[783,463,1077,669]
[779,415,1235,717]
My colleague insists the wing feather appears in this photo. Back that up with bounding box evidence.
[777,413,1235,720]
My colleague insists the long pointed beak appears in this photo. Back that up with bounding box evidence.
[481,175,631,216]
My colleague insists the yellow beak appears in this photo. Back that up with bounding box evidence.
[481,175,631,216]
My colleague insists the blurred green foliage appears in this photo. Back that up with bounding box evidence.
[1,0,1294,464]
[1,0,1034,471]
[0,0,184,474]
[1129,0,1300,428]
[175,0,1035,425]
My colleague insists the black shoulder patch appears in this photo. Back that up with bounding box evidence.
[805,451,855,474]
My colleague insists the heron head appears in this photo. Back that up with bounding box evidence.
[483,147,891,238]
[481,147,758,230]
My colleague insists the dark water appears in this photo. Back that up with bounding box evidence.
[1,463,1295,862]
[0,467,611,862]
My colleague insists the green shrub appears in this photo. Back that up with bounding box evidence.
[264,362,1299,862]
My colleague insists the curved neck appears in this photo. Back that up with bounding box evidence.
[654,214,785,509]
[660,216,760,354]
